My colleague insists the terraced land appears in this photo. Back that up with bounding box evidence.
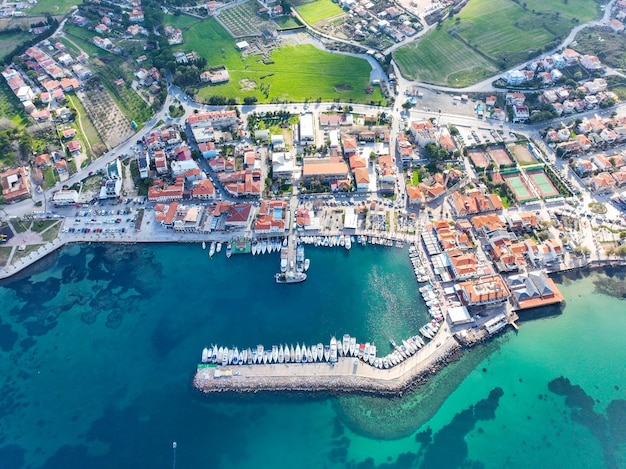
[394,0,603,86]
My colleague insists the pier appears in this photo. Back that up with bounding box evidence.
[193,327,461,396]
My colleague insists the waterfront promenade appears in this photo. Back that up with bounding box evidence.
[193,327,461,396]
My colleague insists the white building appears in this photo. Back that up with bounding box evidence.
[299,113,314,143]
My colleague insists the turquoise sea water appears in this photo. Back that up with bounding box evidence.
[0,243,624,469]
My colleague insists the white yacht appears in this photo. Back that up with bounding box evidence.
[349,337,357,357]
[317,343,324,362]
[342,334,350,356]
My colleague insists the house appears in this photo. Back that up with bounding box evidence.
[341,134,358,155]
[302,158,349,182]
[410,120,436,147]
[187,110,237,129]
[354,167,370,191]
[512,105,530,123]
[67,140,81,154]
[448,252,479,279]
[192,179,215,199]
[607,18,625,33]
[612,169,626,187]
[254,200,288,233]
[592,154,613,172]
[506,92,526,106]
[148,176,185,202]
[407,185,424,207]
[580,55,603,71]
[576,134,592,151]
[576,158,594,176]
[0,167,31,202]
[448,190,503,217]
[504,70,525,86]
[591,172,616,193]
[455,274,510,307]
[225,203,252,228]
[61,128,76,139]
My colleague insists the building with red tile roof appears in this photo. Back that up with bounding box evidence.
[455,274,510,307]
[507,271,564,310]
[1,167,31,202]
[191,179,215,199]
[148,176,185,202]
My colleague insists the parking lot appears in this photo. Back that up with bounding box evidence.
[62,206,139,236]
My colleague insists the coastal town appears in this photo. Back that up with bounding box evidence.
[1,0,626,395]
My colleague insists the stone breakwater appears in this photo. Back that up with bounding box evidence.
[193,335,463,397]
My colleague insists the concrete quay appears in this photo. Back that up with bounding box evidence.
[193,328,462,396]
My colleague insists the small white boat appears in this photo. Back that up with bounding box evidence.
[363,342,370,363]
[272,345,278,363]
[202,241,206,250]
[290,345,296,362]
[295,344,301,363]
[317,343,324,362]
[324,345,330,362]
[349,337,356,357]
[311,344,318,362]
[209,242,216,258]
[216,242,223,253]
[342,334,350,356]
[368,344,376,365]
[201,347,209,363]
[304,259,310,272]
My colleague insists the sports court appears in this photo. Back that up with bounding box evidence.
[502,171,536,202]
[526,168,560,198]
[487,144,513,166]
[468,148,488,168]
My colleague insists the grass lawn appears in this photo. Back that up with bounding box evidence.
[44,166,58,189]
[28,0,82,16]
[31,219,58,234]
[0,30,32,62]
[170,16,383,103]
[0,246,11,266]
[11,219,32,233]
[294,0,345,24]
[273,16,302,29]
[64,24,118,59]
[0,77,27,127]
[40,222,61,242]
[394,0,602,86]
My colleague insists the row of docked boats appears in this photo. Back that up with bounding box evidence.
[409,247,429,283]
[299,235,353,249]
[207,242,222,258]
[201,338,340,366]
[251,238,285,256]
[420,285,444,321]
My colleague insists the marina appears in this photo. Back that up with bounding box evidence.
[194,326,461,395]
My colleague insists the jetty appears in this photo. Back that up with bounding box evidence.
[193,327,461,396]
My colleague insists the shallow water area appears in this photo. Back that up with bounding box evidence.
[0,243,624,468]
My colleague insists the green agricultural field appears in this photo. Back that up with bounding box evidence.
[28,0,82,16]
[66,93,106,156]
[394,0,603,86]
[294,0,344,24]
[394,29,498,86]
[169,16,383,104]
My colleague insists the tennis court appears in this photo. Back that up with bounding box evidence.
[468,148,489,168]
[487,144,513,166]
[502,172,536,202]
[526,168,560,198]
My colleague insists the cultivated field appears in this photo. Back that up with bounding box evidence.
[393,26,498,86]
[294,0,345,25]
[169,16,384,104]
[218,2,276,37]
[0,31,32,61]
[394,0,602,86]
[509,143,537,165]
[468,148,488,169]
[487,144,513,167]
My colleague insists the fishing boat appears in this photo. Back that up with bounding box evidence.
[342,334,350,356]
[202,241,206,250]
[330,336,338,363]
[368,344,376,365]
[209,242,216,258]
[201,347,209,363]
[275,271,307,284]
[226,243,232,258]
[349,337,356,357]
[403,339,416,354]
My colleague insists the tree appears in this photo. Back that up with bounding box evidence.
[243,96,258,105]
